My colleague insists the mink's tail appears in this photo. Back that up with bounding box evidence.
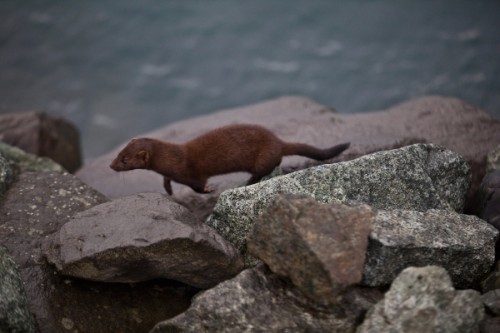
[282,142,350,160]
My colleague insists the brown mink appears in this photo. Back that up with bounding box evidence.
[110,124,350,195]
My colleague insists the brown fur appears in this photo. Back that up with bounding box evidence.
[110,124,349,195]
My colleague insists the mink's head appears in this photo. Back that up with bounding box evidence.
[110,138,152,171]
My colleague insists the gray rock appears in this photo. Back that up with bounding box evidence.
[473,170,500,231]
[0,111,82,172]
[482,289,500,316]
[482,261,500,292]
[150,265,382,333]
[357,266,484,333]
[0,171,195,333]
[0,141,65,173]
[0,246,36,333]
[0,152,16,195]
[487,145,500,173]
[363,209,498,288]
[247,195,373,305]
[207,144,471,264]
[46,192,244,288]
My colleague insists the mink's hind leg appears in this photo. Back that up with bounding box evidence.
[163,177,173,195]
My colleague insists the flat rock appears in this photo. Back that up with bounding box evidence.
[0,171,194,333]
[45,192,244,288]
[207,144,471,264]
[76,95,500,219]
[357,266,484,333]
[0,111,82,172]
[150,265,382,333]
[363,209,498,288]
[0,246,36,333]
[247,195,373,305]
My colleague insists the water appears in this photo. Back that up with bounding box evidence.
[1,0,499,159]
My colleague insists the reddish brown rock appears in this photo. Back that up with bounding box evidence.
[247,195,374,306]
[0,111,82,172]
[76,95,500,219]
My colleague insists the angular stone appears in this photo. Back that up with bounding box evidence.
[473,170,500,231]
[0,152,16,195]
[0,111,82,172]
[0,171,194,333]
[0,246,36,333]
[0,141,65,173]
[483,261,500,292]
[357,266,484,333]
[46,193,244,288]
[487,145,500,173]
[247,195,373,305]
[207,144,471,264]
[482,289,500,316]
[150,265,382,333]
[362,209,498,288]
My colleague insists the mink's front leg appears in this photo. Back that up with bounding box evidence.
[163,177,173,195]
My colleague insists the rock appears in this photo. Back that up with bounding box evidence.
[483,261,500,292]
[0,246,36,333]
[482,289,500,316]
[363,209,498,289]
[0,152,16,195]
[0,171,195,333]
[487,145,500,173]
[76,95,500,219]
[0,111,82,172]
[482,316,500,333]
[473,171,500,231]
[45,192,244,288]
[247,195,373,305]
[357,266,484,333]
[207,144,471,264]
[150,265,382,333]
[0,141,65,173]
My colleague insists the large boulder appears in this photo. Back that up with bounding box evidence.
[0,246,36,333]
[76,95,500,219]
[363,209,498,288]
[45,193,244,288]
[357,266,484,333]
[150,265,382,333]
[0,171,195,333]
[0,111,82,172]
[207,144,471,264]
[247,195,373,305]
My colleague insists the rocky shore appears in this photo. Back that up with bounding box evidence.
[1,95,500,333]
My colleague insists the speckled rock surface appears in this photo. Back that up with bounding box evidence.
[0,246,36,333]
[150,265,382,333]
[482,289,500,316]
[0,111,82,172]
[0,171,195,333]
[206,144,471,264]
[357,266,484,333]
[0,141,65,173]
[46,192,244,288]
[362,209,498,288]
[247,195,373,305]
[0,152,15,195]
[487,145,500,173]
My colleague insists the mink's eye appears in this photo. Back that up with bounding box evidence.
[122,157,128,165]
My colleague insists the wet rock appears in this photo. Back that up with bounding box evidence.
[150,265,382,333]
[487,145,500,173]
[207,144,471,264]
[363,209,497,288]
[247,195,373,305]
[0,111,81,172]
[45,192,244,288]
[0,141,65,173]
[482,289,500,316]
[0,152,15,195]
[0,246,36,333]
[0,171,194,333]
[76,95,500,219]
[357,266,484,333]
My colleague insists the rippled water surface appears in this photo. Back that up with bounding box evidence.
[1,0,499,158]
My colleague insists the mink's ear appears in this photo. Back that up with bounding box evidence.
[137,150,150,164]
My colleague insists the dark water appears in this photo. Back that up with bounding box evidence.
[1,0,499,159]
